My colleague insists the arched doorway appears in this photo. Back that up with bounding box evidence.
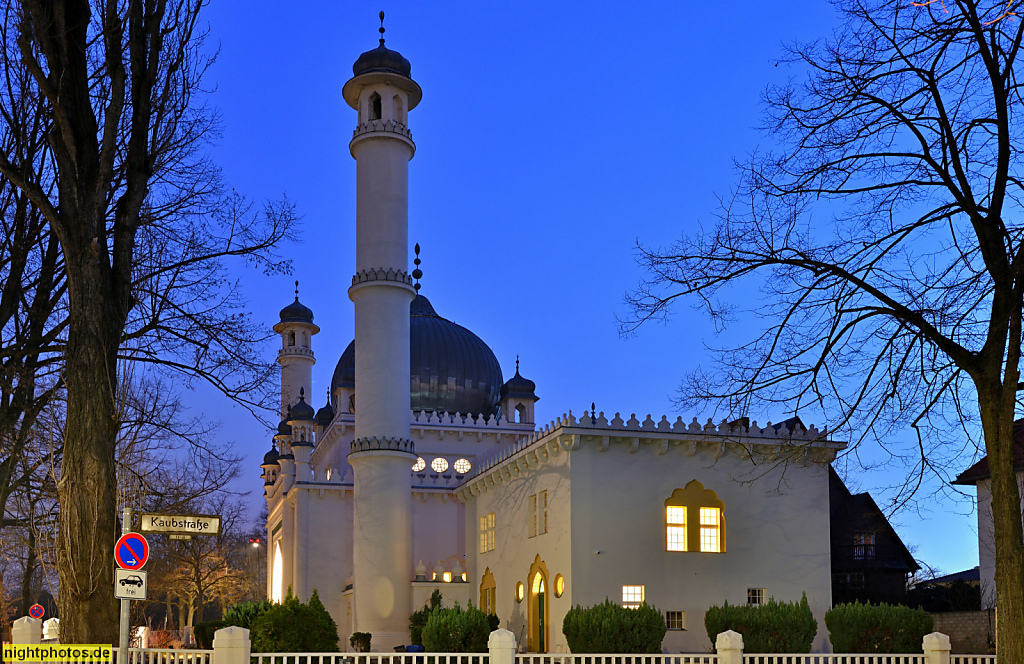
[527,555,549,652]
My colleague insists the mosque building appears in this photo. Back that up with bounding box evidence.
[260,24,844,653]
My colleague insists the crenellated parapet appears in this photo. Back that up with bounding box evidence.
[352,118,413,140]
[456,409,846,502]
[350,436,416,455]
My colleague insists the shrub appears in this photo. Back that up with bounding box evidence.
[704,594,817,653]
[487,613,500,632]
[421,601,491,652]
[224,599,273,629]
[825,602,933,653]
[410,589,444,646]
[251,588,340,652]
[193,621,226,649]
[562,598,666,653]
[350,632,372,652]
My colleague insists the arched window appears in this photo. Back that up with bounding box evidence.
[664,480,726,553]
[348,394,355,413]
[392,94,404,123]
[272,541,284,603]
[288,331,296,347]
[480,567,496,615]
[369,92,382,120]
[515,403,526,423]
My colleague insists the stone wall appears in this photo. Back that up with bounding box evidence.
[930,610,995,654]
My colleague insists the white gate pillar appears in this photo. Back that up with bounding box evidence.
[923,632,951,664]
[715,630,744,664]
[11,616,42,644]
[212,626,251,664]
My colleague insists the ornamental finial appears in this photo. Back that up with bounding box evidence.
[379,11,386,46]
[413,243,423,292]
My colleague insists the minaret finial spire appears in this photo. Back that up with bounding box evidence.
[294,280,299,299]
[516,355,520,373]
[379,11,386,46]
[413,243,422,292]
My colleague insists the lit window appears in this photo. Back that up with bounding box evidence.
[747,588,765,606]
[271,541,284,603]
[622,585,644,609]
[700,507,721,552]
[664,480,725,553]
[454,458,472,474]
[443,571,452,583]
[665,611,685,630]
[431,457,449,473]
[515,581,524,602]
[853,532,876,560]
[666,506,687,551]
[325,466,333,481]
[412,457,426,472]
[529,491,548,537]
[479,513,495,553]
[481,568,496,614]
[554,574,565,598]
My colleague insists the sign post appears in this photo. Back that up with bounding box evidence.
[117,507,132,658]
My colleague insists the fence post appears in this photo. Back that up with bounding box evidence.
[488,629,516,664]
[715,630,743,664]
[923,632,951,664]
[42,618,59,642]
[11,617,42,645]
[212,626,251,664]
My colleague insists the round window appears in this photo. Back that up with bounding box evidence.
[515,581,525,603]
[412,457,426,472]
[454,458,471,474]
[431,457,449,473]
[554,574,565,598]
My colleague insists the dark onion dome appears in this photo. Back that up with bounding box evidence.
[500,366,538,402]
[332,294,503,416]
[353,40,412,78]
[277,419,292,436]
[316,398,335,428]
[288,390,316,422]
[262,445,280,466]
[279,296,314,324]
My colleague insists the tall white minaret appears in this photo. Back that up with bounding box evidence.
[342,13,420,649]
[273,281,318,419]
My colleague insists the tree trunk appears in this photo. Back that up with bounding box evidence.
[20,522,37,617]
[55,251,121,642]
[977,383,1024,661]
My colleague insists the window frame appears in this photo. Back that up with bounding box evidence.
[622,584,645,609]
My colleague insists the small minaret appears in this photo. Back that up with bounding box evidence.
[273,282,319,419]
[342,13,420,648]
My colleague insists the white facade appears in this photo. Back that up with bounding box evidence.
[261,33,844,653]
[971,473,1024,609]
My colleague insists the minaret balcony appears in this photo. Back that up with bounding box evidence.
[278,347,314,359]
[352,118,412,140]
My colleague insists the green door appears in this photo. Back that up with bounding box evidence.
[538,588,545,651]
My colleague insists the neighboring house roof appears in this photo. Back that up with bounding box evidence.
[829,466,920,573]
[917,567,980,587]
[953,421,1024,485]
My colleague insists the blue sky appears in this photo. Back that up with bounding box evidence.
[192,0,981,575]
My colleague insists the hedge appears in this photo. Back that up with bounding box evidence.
[704,594,816,653]
[562,598,666,653]
[421,601,491,653]
[825,602,933,653]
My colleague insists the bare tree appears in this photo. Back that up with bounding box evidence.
[625,0,1024,657]
[0,0,295,640]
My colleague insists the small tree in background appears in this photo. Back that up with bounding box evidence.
[825,602,932,653]
[562,598,666,654]
[704,595,816,653]
[410,588,443,646]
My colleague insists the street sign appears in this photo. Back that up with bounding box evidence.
[139,513,221,536]
[169,534,192,541]
[114,533,149,570]
[28,604,43,619]
[114,569,147,600]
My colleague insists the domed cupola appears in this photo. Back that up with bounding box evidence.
[288,389,316,422]
[353,39,411,79]
[499,358,539,425]
[263,445,281,466]
[279,296,314,325]
[315,390,335,428]
[332,293,504,417]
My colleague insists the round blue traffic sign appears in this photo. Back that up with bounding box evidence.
[28,604,44,619]
[114,533,149,570]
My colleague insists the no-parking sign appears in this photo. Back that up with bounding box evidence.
[28,604,43,619]
[114,533,149,570]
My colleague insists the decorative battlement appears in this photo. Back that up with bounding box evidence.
[463,409,842,488]
[350,436,416,455]
[352,119,413,141]
[278,346,314,359]
[351,267,414,287]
